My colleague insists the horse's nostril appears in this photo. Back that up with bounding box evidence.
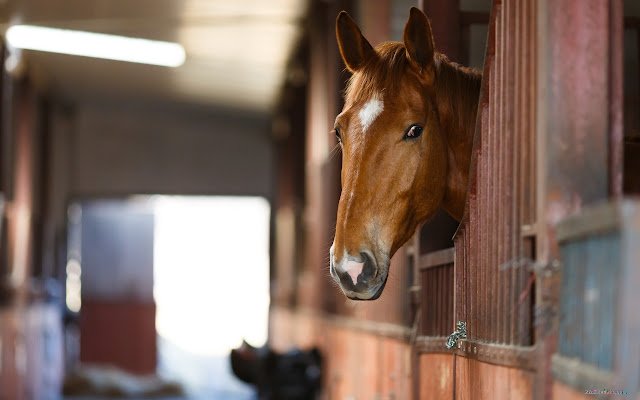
[361,252,376,278]
[334,252,379,293]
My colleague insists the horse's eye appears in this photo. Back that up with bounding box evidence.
[334,128,342,143]
[404,124,423,140]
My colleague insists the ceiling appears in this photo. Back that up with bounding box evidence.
[0,0,309,112]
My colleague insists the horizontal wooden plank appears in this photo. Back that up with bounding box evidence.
[520,223,538,237]
[415,336,450,354]
[270,306,413,399]
[460,11,490,26]
[419,247,455,270]
[551,354,617,394]
[555,200,640,242]
[455,357,534,400]
[271,305,412,342]
[327,313,413,341]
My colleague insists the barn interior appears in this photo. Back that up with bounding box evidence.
[0,0,639,399]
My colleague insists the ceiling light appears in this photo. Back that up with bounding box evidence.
[6,25,186,67]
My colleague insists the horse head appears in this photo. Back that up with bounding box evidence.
[329,8,480,300]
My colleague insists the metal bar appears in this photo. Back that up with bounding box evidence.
[511,0,519,345]
[609,0,624,198]
[485,1,499,343]
[527,0,537,227]
[502,0,513,345]
[495,3,505,343]
[446,263,453,336]
[435,266,442,335]
[454,0,500,345]
[421,270,429,335]
[524,0,537,346]
[516,0,527,346]
[415,337,537,372]
[494,1,504,343]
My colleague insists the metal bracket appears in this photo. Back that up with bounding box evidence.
[498,257,561,278]
[446,320,467,349]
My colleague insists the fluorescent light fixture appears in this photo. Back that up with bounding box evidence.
[6,25,186,67]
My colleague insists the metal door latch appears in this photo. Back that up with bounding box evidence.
[445,321,467,349]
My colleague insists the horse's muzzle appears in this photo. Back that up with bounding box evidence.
[330,251,386,300]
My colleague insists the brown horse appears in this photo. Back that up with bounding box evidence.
[329,8,481,300]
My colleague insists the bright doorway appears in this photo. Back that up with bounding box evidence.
[153,196,271,398]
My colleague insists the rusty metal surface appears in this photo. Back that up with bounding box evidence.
[421,263,454,337]
[537,1,624,398]
[453,0,536,348]
[542,0,611,222]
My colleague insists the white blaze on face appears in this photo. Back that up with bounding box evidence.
[358,95,384,132]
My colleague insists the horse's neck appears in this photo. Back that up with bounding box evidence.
[433,57,482,221]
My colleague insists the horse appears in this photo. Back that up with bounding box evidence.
[329,7,482,300]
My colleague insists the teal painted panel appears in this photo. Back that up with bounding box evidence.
[558,232,620,371]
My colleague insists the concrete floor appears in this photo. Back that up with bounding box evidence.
[157,335,256,399]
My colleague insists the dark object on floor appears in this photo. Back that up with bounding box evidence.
[230,341,322,400]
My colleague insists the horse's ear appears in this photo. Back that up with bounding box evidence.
[403,7,436,79]
[336,11,375,72]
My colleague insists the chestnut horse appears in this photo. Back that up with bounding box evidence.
[329,8,481,300]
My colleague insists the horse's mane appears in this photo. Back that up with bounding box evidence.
[431,49,482,135]
[345,42,481,134]
[344,42,411,103]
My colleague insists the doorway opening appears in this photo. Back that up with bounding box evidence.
[68,195,270,398]
[153,196,270,397]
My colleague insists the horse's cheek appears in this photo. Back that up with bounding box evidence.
[414,140,447,221]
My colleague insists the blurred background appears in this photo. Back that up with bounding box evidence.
[0,0,638,399]
[0,0,305,398]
